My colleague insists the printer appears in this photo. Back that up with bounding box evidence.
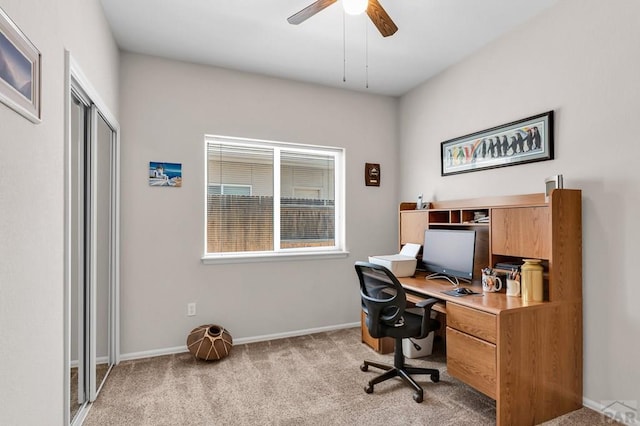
[368,243,421,277]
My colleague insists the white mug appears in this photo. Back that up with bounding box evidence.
[506,279,521,296]
[482,273,502,293]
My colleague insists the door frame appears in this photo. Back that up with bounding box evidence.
[63,51,121,425]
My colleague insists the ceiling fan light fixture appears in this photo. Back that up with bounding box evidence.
[342,0,368,15]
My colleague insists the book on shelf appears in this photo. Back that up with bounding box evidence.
[494,261,523,270]
[463,213,489,224]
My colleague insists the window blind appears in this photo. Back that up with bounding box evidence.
[207,143,274,253]
[280,150,335,249]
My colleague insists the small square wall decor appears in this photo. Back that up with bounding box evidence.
[149,162,182,187]
[365,163,380,186]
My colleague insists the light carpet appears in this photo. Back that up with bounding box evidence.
[84,327,614,425]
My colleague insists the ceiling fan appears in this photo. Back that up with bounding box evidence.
[287,0,398,37]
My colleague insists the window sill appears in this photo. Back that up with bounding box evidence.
[201,250,350,265]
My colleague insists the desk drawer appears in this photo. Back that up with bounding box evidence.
[447,327,497,399]
[447,303,497,344]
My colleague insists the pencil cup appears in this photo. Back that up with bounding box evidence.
[506,279,520,297]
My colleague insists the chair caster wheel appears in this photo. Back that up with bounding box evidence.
[360,363,368,372]
[413,391,423,403]
[364,384,374,394]
[431,372,440,383]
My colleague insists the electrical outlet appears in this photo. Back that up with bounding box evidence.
[187,302,196,316]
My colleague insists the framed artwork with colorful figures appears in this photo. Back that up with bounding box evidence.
[441,111,554,176]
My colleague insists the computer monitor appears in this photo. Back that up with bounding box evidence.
[422,229,476,285]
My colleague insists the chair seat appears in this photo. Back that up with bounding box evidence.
[373,311,439,340]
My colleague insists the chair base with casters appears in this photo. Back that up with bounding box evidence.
[360,336,440,403]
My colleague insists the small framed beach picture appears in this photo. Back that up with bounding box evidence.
[0,6,41,123]
[149,162,182,187]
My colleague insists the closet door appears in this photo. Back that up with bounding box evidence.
[70,92,89,419]
[85,105,114,401]
[87,106,116,400]
[68,73,120,424]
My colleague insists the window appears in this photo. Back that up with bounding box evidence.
[203,135,346,262]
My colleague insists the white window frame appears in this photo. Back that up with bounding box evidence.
[202,135,348,264]
[208,184,252,196]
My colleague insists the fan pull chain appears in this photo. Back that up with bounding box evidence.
[343,11,347,83]
[365,19,369,89]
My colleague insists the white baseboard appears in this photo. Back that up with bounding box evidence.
[69,356,110,368]
[119,322,360,362]
[583,396,639,425]
[119,345,188,361]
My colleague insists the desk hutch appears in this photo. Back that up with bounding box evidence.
[361,189,583,425]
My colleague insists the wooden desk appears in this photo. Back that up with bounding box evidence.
[362,191,583,425]
[398,274,581,426]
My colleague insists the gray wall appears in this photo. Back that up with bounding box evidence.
[3,0,639,422]
[0,0,119,424]
[118,52,399,355]
[399,0,639,409]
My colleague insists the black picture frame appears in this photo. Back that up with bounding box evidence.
[364,163,380,186]
[441,111,554,176]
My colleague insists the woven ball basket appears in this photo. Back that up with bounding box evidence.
[187,324,233,361]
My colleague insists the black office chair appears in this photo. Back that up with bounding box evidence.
[354,261,441,403]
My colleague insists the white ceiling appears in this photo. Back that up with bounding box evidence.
[99,0,558,97]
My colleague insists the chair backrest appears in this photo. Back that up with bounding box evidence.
[354,261,408,338]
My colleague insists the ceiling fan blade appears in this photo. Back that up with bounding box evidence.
[366,0,398,37]
[287,0,338,25]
